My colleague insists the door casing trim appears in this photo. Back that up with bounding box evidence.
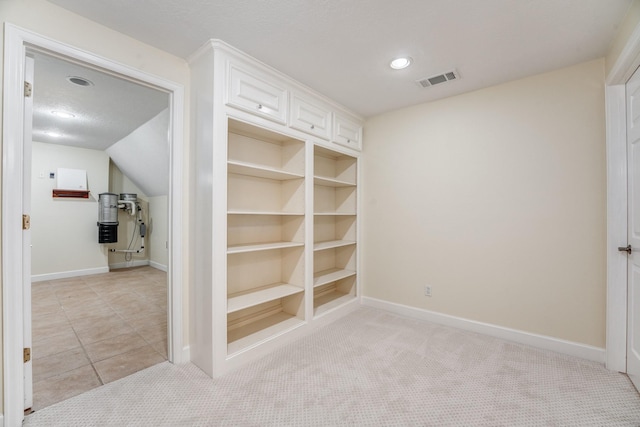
[2,23,185,426]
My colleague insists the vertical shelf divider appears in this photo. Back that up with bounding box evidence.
[305,140,315,323]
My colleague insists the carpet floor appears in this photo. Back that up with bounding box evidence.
[24,307,640,426]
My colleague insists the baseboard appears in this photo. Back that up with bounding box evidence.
[149,260,168,272]
[31,266,109,282]
[182,345,190,363]
[109,260,150,270]
[361,297,605,364]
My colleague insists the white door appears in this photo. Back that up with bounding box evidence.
[23,54,34,412]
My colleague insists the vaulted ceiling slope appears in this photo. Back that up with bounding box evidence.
[32,51,169,149]
[47,0,631,117]
[32,51,170,197]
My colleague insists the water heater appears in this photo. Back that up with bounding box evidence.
[97,192,119,243]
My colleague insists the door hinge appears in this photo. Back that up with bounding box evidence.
[24,347,31,363]
[22,214,30,230]
[24,81,32,98]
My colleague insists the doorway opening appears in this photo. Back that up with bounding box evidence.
[28,48,170,410]
[2,24,185,425]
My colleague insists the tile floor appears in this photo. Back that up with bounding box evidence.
[30,266,167,410]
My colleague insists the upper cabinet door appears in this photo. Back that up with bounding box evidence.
[227,62,288,124]
[289,94,332,140]
[333,113,362,151]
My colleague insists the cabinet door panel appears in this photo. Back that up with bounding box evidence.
[228,63,288,124]
[290,94,332,140]
[333,113,362,151]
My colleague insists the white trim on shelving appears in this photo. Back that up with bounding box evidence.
[313,268,357,287]
[313,240,356,251]
[362,297,605,364]
[31,267,110,282]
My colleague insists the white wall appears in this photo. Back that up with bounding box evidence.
[31,142,110,278]
[362,59,606,348]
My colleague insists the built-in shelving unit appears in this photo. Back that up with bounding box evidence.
[226,119,306,354]
[190,40,363,377]
[313,146,357,316]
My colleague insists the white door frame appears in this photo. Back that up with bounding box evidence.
[2,24,185,426]
[606,24,640,372]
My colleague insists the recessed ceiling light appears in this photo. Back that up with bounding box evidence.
[66,76,93,87]
[51,110,75,119]
[44,131,63,138]
[390,57,412,70]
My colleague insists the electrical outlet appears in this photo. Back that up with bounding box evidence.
[424,285,432,297]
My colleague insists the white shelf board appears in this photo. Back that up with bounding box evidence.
[228,210,305,216]
[314,292,355,317]
[227,283,304,313]
[314,175,356,188]
[228,241,304,254]
[313,212,356,216]
[228,160,303,181]
[313,268,356,287]
[227,314,304,355]
[313,240,356,251]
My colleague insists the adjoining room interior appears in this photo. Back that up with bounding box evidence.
[3,0,640,425]
[28,49,171,410]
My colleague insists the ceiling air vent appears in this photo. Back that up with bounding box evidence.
[416,69,459,88]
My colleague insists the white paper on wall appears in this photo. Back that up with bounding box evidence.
[56,168,87,190]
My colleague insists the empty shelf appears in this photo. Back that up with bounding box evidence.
[313,212,356,216]
[228,241,304,254]
[314,176,356,187]
[313,268,356,287]
[228,210,305,216]
[313,240,356,251]
[227,314,304,355]
[228,160,303,180]
[227,283,304,314]
[314,292,355,316]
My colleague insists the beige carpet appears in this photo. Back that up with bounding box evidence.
[24,307,640,426]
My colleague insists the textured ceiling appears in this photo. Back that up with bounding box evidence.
[32,50,169,150]
[46,0,632,118]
